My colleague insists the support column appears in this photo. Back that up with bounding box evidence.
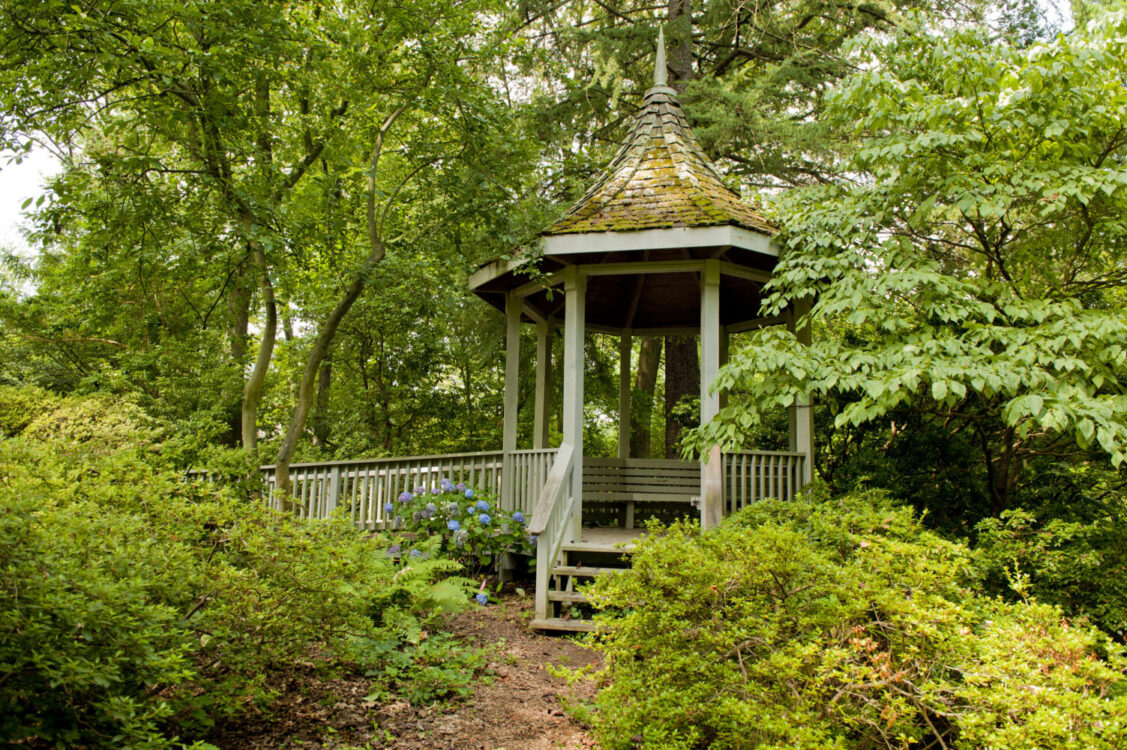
[562,267,586,539]
[719,326,729,411]
[618,330,632,459]
[534,318,552,449]
[700,260,723,529]
[502,293,521,511]
[788,298,815,486]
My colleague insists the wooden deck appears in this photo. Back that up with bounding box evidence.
[562,527,646,553]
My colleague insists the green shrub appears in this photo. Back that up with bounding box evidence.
[584,490,1127,750]
[20,390,162,455]
[974,500,1127,640]
[0,383,60,437]
[0,434,473,747]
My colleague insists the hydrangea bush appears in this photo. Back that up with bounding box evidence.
[384,478,534,577]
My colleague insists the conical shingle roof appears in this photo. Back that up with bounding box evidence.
[544,35,774,237]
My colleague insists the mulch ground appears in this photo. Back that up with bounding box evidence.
[207,591,602,749]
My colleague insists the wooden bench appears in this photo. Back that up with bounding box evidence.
[583,457,701,528]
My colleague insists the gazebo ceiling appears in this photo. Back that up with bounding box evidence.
[470,30,779,333]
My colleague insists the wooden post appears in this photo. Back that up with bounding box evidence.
[534,318,552,449]
[618,330,632,459]
[788,298,815,486]
[562,267,586,540]
[503,293,521,511]
[700,259,723,529]
[719,325,729,410]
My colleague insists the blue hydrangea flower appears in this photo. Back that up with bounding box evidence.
[386,544,401,557]
[478,513,491,525]
[413,485,425,495]
[447,519,460,531]
[425,502,437,514]
[456,482,466,491]
[398,491,412,503]
[392,516,404,530]
[475,592,488,605]
[530,534,537,547]
[512,511,525,524]
[430,487,441,495]
[440,478,454,491]
[466,505,475,514]
[384,501,394,513]
[409,549,422,558]
[447,502,460,515]
[464,489,475,499]
[475,500,490,512]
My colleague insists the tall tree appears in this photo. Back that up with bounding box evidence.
[691,10,1127,513]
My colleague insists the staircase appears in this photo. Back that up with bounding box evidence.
[530,527,643,632]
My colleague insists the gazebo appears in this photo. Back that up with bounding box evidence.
[469,32,814,629]
[258,33,813,632]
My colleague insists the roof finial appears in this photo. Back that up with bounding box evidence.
[654,26,667,88]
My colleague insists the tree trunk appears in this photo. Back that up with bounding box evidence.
[667,0,693,93]
[273,104,405,499]
[630,336,662,459]
[664,335,698,457]
[241,245,277,453]
[311,355,333,448]
[224,258,252,446]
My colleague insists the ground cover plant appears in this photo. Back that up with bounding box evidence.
[582,490,1127,750]
[0,388,481,748]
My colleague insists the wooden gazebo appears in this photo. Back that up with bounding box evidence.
[469,32,814,628]
[257,32,813,632]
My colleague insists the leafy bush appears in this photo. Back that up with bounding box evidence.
[20,390,163,456]
[0,419,473,747]
[583,490,1127,750]
[974,498,1127,640]
[385,479,533,576]
[0,383,60,437]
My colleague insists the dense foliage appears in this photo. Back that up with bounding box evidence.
[693,10,1127,514]
[584,492,1127,749]
[0,388,476,748]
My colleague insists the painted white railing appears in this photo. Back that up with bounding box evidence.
[527,443,576,622]
[504,448,558,514]
[720,450,807,514]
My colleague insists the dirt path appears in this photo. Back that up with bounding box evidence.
[209,593,601,749]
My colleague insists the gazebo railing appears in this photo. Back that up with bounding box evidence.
[720,450,807,515]
[259,448,560,528]
[193,446,804,529]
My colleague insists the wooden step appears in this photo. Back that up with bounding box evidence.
[561,527,645,554]
[551,565,620,577]
[548,590,588,603]
[531,617,595,633]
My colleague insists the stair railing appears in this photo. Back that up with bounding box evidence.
[527,442,576,622]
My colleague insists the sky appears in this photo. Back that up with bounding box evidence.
[0,147,61,258]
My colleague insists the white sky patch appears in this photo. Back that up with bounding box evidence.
[0,147,62,258]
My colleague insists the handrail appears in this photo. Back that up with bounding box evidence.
[528,443,577,622]
[259,448,504,472]
[527,443,575,535]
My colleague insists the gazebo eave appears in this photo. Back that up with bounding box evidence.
[541,223,775,257]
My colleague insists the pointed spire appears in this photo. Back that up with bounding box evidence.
[654,26,667,88]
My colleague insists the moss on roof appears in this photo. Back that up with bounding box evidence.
[544,84,775,237]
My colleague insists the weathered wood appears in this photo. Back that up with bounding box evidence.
[534,318,552,449]
[528,443,577,622]
[700,259,723,530]
[562,267,586,540]
[618,331,632,459]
